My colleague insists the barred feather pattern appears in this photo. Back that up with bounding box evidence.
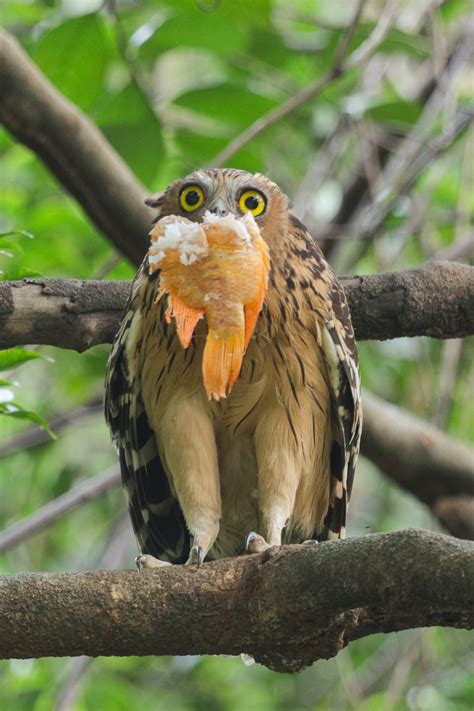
[104,169,362,562]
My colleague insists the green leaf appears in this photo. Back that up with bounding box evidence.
[174,83,278,129]
[175,130,264,174]
[33,14,110,111]
[439,0,472,21]
[353,23,430,58]
[138,5,251,58]
[367,100,423,128]
[0,348,44,370]
[0,265,42,281]
[0,230,34,239]
[0,239,23,256]
[95,84,164,185]
[2,404,57,440]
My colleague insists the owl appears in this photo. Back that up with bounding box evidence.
[105,169,362,568]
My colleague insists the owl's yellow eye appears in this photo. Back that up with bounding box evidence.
[239,190,266,217]
[180,185,205,212]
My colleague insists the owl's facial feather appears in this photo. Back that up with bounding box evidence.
[147,169,290,246]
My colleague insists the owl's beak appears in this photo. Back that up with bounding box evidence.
[208,199,229,218]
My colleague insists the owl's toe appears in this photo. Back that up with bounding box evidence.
[135,554,172,570]
[186,545,205,566]
[245,531,270,554]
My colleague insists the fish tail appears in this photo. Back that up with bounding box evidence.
[203,328,245,400]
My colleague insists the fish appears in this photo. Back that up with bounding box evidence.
[147,211,270,400]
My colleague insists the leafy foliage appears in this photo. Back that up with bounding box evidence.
[0,0,472,709]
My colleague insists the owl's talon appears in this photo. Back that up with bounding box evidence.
[186,545,205,566]
[135,554,172,570]
[245,531,270,554]
[302,539,319,546]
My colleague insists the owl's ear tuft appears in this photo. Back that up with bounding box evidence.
[145,192,165,209]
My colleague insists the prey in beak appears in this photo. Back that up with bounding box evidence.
[148,210,270,400]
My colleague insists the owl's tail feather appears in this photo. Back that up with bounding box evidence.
[202,328,245,400]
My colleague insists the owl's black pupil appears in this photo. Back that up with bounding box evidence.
[245,195,260,211]
[185,190,200,206]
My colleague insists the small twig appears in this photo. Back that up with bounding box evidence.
[333,106,473,272]
[93,254,122,280]
[293,115,350,219]
[344,0,399,70]
[433,338,465,429]
[208,0,398,168]
[385,632,423,710]
[320,21,472,257]
[430,234,474,262]
[55,657,92,711]
[0,467,120,554]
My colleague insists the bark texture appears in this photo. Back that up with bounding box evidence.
[0,29,151,265]
[0,262,472,351]
[0,530,471,673]
[0,278,131,352]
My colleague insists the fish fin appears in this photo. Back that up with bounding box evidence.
[243,273,267,350]
[244,238,270,350]
[203,329,245,400]
[166,292,203,348]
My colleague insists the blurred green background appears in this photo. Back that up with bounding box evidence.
[0,0,472,709]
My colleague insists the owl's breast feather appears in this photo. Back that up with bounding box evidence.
[147,211,270,400]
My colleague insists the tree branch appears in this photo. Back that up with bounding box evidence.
[361,392,474,539]
[0,29,151,265]
[0,529,471,672]
[0,262,471,352]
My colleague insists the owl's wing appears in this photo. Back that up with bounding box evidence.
[288,215,362,541]
[104,270,190,563]
[320,277,362,540]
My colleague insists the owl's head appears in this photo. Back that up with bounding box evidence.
[146,169,290,242]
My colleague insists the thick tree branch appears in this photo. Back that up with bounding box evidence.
[0,278,131,351]
[361,392,474,539]
[0,29,151,265]
[0,262,471,352]
[0,530,471,672]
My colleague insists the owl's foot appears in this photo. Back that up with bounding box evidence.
[245,531,271,554]
[135,554,172,570]
[186,545,205,566]
[302,539,319,545]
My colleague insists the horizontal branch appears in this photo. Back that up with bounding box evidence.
[0,530,471,672]
[0,29,150,265]
[361,392,474,539]
[0,262,472,352]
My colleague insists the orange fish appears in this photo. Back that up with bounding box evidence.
[148,212,270,400]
